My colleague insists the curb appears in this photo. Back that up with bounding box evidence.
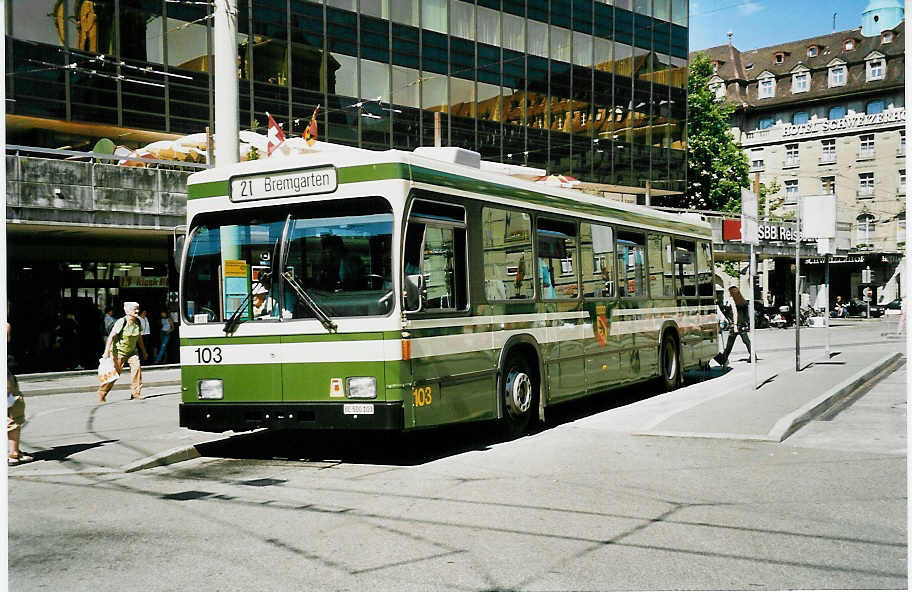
[17,364,181,381]
[23,379,181,397]
[767,351,904,442]
[122,444,201,473]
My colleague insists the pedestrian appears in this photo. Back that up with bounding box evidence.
[154,310,173,364]
[57,310,81,370]
[97,302,148,403]
[7,322,33,466]
[714,286,753,366]
[139,308,151,341]
[103,306,115,334]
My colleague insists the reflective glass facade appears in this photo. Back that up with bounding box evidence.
[6,0,688,192]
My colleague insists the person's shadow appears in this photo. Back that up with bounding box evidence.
[30,440,117,462]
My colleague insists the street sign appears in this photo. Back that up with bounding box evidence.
[740,188,759,245]
[863,287,872,302]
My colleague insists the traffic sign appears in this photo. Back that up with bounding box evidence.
[863,287,872,302]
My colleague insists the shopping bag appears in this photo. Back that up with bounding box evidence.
[98,357,119,386]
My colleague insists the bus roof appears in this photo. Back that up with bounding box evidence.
[187,144,711,239]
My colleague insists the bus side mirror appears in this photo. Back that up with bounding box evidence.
[173,230,186,275]
[404,274,424,312]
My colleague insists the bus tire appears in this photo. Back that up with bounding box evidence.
[659,333,681,392]
[501,351,538,437]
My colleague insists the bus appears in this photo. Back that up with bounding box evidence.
[178,145,717,436]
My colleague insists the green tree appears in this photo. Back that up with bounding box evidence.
[682,53,750,211]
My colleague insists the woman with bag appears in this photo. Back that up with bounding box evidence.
[97,302,148,403]
[714,286,753,366]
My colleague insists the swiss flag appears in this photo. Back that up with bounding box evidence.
[266,112,285,156]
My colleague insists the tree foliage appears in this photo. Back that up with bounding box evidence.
[681,53,750,212]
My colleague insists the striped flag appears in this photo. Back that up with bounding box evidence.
[266,112,285,156]
[303,106,319,147]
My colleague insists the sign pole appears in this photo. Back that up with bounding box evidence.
[750,244,758,387]
[795,198,801,372]
[741,187,759,388]
[824,254,830,359]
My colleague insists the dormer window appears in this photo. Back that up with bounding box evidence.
[882,31,894,44]
[807,46,818,58]
[711,61,720,73]
[708,76,725,100]
[774,52,785,64]
[866,52,886,81]
[844,39,855,51]
[792,70,810,93]
[828,60,847,87]
[757,72,776,99]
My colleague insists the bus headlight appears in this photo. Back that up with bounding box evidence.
[346,377,377,399]
[197,379,224,400]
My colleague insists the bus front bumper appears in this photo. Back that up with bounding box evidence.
[180,401,404,433]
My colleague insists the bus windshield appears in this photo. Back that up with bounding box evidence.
[183,197,394,324]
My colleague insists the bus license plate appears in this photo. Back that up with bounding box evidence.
[343,404,374,415]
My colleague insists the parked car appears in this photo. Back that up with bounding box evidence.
[884,298,902,311]
[844,299,883,318]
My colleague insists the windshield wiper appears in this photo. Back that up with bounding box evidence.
[282,271,338,334]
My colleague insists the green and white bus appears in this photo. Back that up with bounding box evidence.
[178,145,717,435]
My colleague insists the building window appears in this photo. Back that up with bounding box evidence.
[900,131,906,156]
[758,117,774,130]
[898,217,906,247]
[774,52,784,64]
[792,111,809,125]
[820,139,836,164]
[844,39,855,51]
[866,100,885,114]
[758,77,775,99]
[859,134,875,159]
[709,82,725,100]
[900,169,906,195]
[785,143,799,167]
[792,72,809,93]
[820,176,836,195]
[828,65,846,87]
[855,214,876,246]
[807,46,818,58]
[784,180,799,203]
[750,148,764,171]
[828,105,847,120]
[858,172,875,197]
[867,58,885,81]
[882,31,893,44]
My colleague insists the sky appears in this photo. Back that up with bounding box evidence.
[689,0,875,52]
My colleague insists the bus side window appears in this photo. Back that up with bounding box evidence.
[697,241,714,298]
[616,230,646,298]
[483,207,533,300]
[673,239,697,299]
[647,233,666,299]
[580,222,615,298]
[536,218,579,300]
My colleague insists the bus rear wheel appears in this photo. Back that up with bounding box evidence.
[501,352,537,437]
[659,335,681,391]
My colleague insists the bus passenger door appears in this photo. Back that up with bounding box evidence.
[404,198,492,427]
[580,223,621,393]
[673,239,700,368]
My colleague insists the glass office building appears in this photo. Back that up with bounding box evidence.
[6,0,688,192]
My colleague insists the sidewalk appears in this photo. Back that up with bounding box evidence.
[8,325,906,476]
[17,364,181,396]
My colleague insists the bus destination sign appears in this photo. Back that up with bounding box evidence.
[231,167,337,202]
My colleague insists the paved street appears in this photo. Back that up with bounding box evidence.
[8,319,907,591]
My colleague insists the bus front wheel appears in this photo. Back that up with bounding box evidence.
[501,352,537,437]
[660,334,681,391]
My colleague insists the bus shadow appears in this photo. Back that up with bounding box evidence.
[198,369,729,466]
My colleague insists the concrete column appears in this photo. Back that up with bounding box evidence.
[214,0,239,166]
